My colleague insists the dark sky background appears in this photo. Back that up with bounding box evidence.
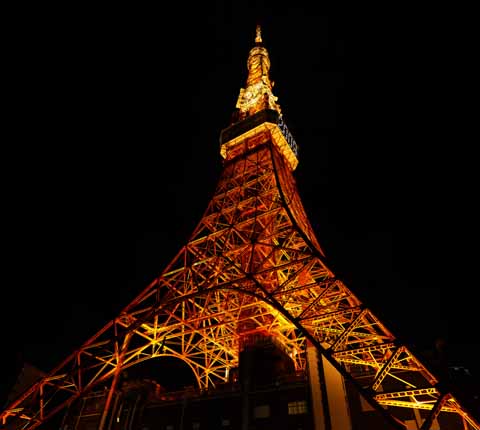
[2,2,478,408]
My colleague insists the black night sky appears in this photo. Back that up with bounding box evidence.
[2,2,478,411]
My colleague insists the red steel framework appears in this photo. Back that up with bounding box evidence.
[1,26,478,430]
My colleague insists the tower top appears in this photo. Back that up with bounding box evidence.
[234,26,281,118]
[221,26,298,171]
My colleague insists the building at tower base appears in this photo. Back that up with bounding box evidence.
[59,334,466,430]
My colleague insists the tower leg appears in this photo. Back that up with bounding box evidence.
[307,341,353,430]
[306,341,327,430]
[322,355,352,430]
[98,366,122,430]
[99,333,131,430]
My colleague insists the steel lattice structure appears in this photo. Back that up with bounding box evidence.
[1,26,478,430]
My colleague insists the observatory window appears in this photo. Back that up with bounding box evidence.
[287,400,307,415]
[254,404,270,418]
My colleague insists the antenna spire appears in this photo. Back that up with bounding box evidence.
[255,24,262,44]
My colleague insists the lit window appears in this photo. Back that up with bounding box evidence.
[288,400,308,415]
[192,423,200,430]
[221,419,230,426]
[254,404,270,418]
[166,426,174,430]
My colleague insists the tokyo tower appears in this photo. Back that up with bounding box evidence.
[1,25,479,430]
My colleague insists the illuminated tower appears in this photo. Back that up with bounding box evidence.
[1,26,478,430]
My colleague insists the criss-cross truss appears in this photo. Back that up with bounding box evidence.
[2,133,478,430]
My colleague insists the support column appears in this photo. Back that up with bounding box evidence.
[322,355,352,430]
[306,341,353,430]
[99,332,131,430]
[306,341,327,430]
